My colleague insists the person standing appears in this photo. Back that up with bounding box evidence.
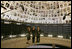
[32,26,36,44]
[26,26,31,44]
[36,26,40,43]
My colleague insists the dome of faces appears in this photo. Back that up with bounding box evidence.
[1,1,71,24]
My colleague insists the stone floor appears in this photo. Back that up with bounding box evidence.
[1,37,71,48]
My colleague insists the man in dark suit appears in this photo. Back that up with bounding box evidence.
[32,26,36,44]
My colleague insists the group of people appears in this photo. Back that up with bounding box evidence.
[26,26,40,44]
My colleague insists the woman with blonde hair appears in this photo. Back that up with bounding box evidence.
[26,26,31,44]
[36,26,40,43]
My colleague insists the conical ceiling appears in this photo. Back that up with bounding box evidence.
[1,1,71,24]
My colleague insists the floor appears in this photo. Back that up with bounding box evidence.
[1,37,71,48]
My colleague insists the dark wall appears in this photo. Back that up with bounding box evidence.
[1,22,71,39]
[1,23,27,36]
[38,24,71,38]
